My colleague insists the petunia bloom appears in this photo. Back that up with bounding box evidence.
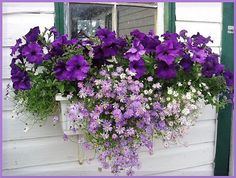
[22,43,44,64]
[11,64,31,91]
[179,54,193,72]
[156,40,182,65]
[66,55,90,81]
[25,26,40,43]
[54,61,70,81]
[202,54,224,78]
[10,38,22,56]
[129,58,146,79]
[156,61,177,80]
[124,39,145,62]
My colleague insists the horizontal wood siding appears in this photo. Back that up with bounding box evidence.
[2,2,219,176]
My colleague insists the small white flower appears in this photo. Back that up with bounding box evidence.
[190,86,196,93]
[120,73,126,79]
[177,82,183,87]
[148,89,153,95]
[166,97,171,101]
[153,83,161,89]
[148,97,152,101]
[145,104,150,110]
[186,92,192,100]
[197,91,202,96]
[144,90,149,95]
[188,81,191,86]
[173,91,179,97]
[169,121,173,127]
[101,133,109,139]
[182,108,190,115]
[205,86,209,90]
[167,87,173,95]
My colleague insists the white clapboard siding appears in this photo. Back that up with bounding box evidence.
[3,163,214,176]
[3,14,54,47]
[175,2,222,55]
[3,2,54,14]
[3,110,63,141]
[3,2,220,176]
[3,142,214,176]
[3,118,216,170]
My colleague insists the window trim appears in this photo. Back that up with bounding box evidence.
[55,2,159,38]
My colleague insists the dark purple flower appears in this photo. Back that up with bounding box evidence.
[10,38,22,56]
[51,35,69,56]
[179,54,193,72]
[66,55,90,81]
[54,61,70,81]
[92,45,107,67]
[22,43,44,64]
[25,26,40,43]
[156,40,182,65]
[179,30,188,39]
[130,29,146,40]
[223,70,234,86]
[161,32,179,41]
[191,48,207,64]
[49,26,59,37]
[125,39,145,62]
[11,64,31,91]
[156,61,177,80]
[129,58,146,79]
[142,35,161,54]
[202,54,224,78]
[96,28,116,45]
[191,32,213,46]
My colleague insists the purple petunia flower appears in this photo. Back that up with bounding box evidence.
[49,26,59,37]
[179,30,188,39]
[179,54,193,72]
[223,70,234,86]
[156,61,177,80]
[66,55,90,81]
[191,32,213,46]
[125,39,146,62]
[11,64,31,91]
[25,26,40,43]
[202,54,224,78]
[54,61,70,80]
[156,40,182,65]
[22,43,44,64]
[10,38,22,56]
[191,48,207,64]
[129,58,146,79]
[96,28,116,44]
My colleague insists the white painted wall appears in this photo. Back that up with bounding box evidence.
[2,2,221,176]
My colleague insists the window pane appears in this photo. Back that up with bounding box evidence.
[69,3,113,38]
[117,6,156,36]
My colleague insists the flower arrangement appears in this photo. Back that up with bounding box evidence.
[8,26,233,175]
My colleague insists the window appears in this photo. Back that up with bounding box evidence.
[65,3,158,38]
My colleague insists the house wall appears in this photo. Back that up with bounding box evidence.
[2,2,221,176]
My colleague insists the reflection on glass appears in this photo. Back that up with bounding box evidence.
[69,3,113,39]
[117,6,156,36]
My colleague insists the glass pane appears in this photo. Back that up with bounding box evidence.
[117,6,156,36]
[69,3,113,39]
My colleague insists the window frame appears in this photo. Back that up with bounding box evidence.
[56,2,159,39]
